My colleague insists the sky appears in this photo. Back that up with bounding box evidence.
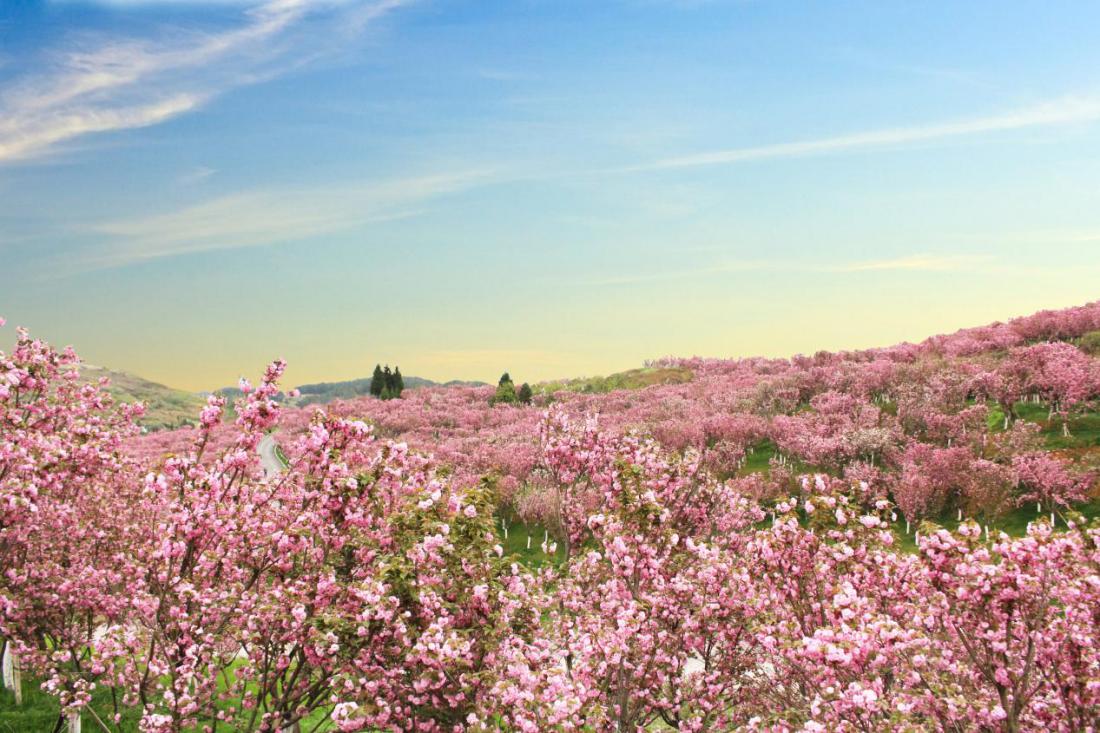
[2,0,1100,391]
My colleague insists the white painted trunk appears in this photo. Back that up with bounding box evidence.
[526,535,532,550]
[1,643,13,689]
[68,711,81,733]
[2,644,20,704]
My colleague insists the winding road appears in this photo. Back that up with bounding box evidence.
[258,433,286,478]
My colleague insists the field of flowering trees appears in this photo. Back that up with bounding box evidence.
[4,303,1100,732]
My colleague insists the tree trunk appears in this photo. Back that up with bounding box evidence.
[67,711,81,733]
[2,642,21,705]
[1,641,12,689]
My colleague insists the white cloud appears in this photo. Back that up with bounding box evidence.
[634,96,1100,171]
[80,169,491,268]
[0,0,412,164]
[178,165,218,184]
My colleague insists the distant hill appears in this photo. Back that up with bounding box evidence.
[74,360,691,430]
[79,365,207,431]
[74,363,489,430]
[291,375,488,406]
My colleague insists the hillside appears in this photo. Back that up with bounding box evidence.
[78,364,207,431]
[78,364,491,428]
[535,365,693,395]
[15,300,1100,733]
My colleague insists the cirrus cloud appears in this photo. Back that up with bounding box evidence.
[0,0,413,164]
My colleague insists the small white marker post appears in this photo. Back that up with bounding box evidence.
[1,642,13,690]
[2,642,20,705]
[526,535,532,550]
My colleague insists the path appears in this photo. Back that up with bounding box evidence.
[258,433,286,478]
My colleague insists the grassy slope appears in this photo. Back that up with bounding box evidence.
[9,365,1100,726]
[80,365,206,431]
[737,403,1100,553]
[536,366,693,395]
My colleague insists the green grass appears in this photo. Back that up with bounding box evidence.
[0,658,337,732]
[988,401,1100,450]
[497,516,565,568]
[736,440,811,478]
[79,365,207,432]
[891,500,1100,553]
[536,366,693,396]
[0,672,144,733]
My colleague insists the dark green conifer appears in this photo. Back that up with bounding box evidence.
[369,364,384,397]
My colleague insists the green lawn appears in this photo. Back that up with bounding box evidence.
[736,440,810,478]
[891,500,1100,553]
[989,401,1100,450]
[497,515,565,568]
[0,673,143,733]
[0,659,337,733]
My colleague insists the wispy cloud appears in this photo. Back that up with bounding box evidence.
[78,169,491,269]
[178,165,217,185]
[633,96,1100,171]
[830,253,991,272]
[588,253,990,285]
[585,262,772,286]
[0,0,412,164]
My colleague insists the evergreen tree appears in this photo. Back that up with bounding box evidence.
[383,366,394,395]
[394,366,405,396]
[518,382,533,405]
[369,364,384,397]
[492,373,517,405]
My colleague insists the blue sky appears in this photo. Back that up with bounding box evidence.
[2,0,1100,389]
